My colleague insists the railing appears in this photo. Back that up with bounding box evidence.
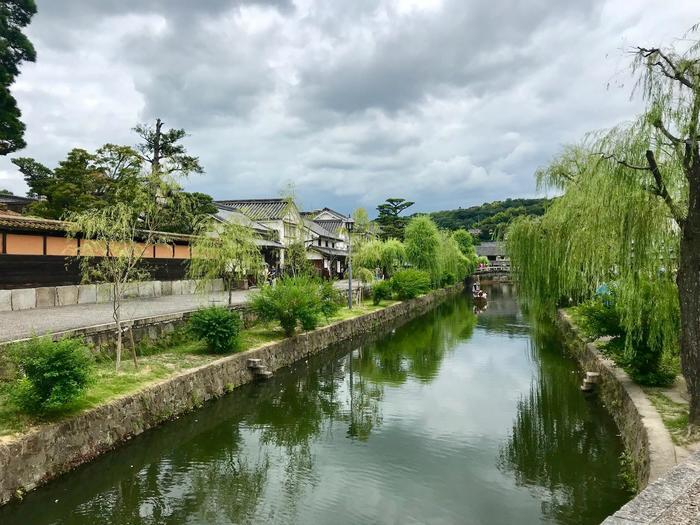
[474,263,510,274]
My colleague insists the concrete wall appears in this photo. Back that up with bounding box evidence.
[0,284,462,505]
[0,278,225,312]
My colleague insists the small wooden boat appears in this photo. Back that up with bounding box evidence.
[473,290,488,301]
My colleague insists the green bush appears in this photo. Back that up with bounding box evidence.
[10,337,93,413]
[603,337,678,387]
[440,272,457,287]
[188,307,242,353]
[372,280,393,305]
[573,296,624,340]
[390,269,431,300]
[250,276,325,336]
[319,280,344,319]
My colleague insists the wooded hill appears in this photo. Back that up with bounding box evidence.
[427,198,552,240]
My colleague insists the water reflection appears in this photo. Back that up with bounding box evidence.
[0,286,629,525]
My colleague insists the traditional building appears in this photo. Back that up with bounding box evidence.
[212,203,284,271]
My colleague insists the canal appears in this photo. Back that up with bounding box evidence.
[0,284,631,524]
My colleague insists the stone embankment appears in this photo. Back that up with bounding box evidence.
[557,310,678,487]
[557,311,700,524]
[0,284,462,506]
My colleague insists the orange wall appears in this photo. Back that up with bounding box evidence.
[154,244,173,259]
[174,245,190,259]
[46,236,78,256]
[6,234,44,255]
[80,240,107,257]
[2,232,191,260]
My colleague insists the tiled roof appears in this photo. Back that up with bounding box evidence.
[214,199,290,221]
[213,204,272,234]
[0,194,35,204]
[314,219,345,236]
[302,207,348,220]
[0,214,196,242]
[303,219,342,240]
[476,241,507,257]
[310,245,348,257]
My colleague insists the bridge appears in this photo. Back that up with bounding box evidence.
[472,263,511,280]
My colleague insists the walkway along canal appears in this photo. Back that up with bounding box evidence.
[0,284,632,524]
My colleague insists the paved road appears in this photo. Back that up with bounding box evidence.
[0,281,359,343]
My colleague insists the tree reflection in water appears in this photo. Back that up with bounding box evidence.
[498,319,632,524]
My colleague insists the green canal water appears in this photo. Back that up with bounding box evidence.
[0,284,631,524]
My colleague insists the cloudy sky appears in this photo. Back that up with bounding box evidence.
[0,0,697,214]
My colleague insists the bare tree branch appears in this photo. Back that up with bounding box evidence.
[638,47,696,89]
[645,149,683,224]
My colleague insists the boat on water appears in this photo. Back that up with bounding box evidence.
[472,282,487,301]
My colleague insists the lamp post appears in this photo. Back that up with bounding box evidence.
[345,217,355,309]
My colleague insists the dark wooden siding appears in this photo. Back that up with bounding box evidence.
[0,255,190,289]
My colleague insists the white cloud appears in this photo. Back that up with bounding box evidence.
[0,0,697,214]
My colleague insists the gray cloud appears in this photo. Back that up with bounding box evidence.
[0,0,697,215]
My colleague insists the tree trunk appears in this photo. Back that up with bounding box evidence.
[115,309,122,371]
[228,277,233,307]
[153,118,162,174]
[678,170,700,425]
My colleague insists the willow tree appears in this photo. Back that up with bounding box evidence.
[509,33,700,423]
[189,220,263,305]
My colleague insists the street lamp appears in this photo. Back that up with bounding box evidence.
[345,217,355,309]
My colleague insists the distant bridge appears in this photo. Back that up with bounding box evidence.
[471,264,511,281]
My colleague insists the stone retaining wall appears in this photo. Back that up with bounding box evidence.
[0,278,227,312]
[602,450,700,524]
[556,310,678,488]
[0,284,462,506]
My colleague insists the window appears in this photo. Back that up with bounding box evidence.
[318,239,321,246]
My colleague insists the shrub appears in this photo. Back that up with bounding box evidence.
[390,269,431,300]
[10,337,93,413]
[372,280,393,305]
[440,272,457,287]
[319,279,344,319]
[250,276,324,336]
[188,307,242,353]
[572,296,624,340]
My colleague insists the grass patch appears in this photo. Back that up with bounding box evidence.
[645,389,700,446]
[0,299,397,438]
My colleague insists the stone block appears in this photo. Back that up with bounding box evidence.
[152,281,162,297]
[212,279,224,292]
[138,282,154,298]
[56,285,79,306]
[160,281,172,296]
[77,284,97,304]
[171,280,183,295]
[123,282,139,298]
[185,280,197,295]
[0,290,11,312]
[11,288,36,311]
[96,283,113,303]
[35,287,56,308]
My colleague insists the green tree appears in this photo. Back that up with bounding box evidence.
[0,0,37,155]
[158,191,217,234]
[133,118,203,177]
[376,198,414,240]
[404,215,440,285]
[66,172,185,371]
[189,219,263,306]
[508,32,700,422]
[0,187,12,195]
[452,229,474,256]
[284,240,313,277]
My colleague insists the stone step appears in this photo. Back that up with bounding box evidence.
[247,358,263,368]
[255,369,273,379]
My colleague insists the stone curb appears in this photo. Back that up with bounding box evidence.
[0,284,463,506]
